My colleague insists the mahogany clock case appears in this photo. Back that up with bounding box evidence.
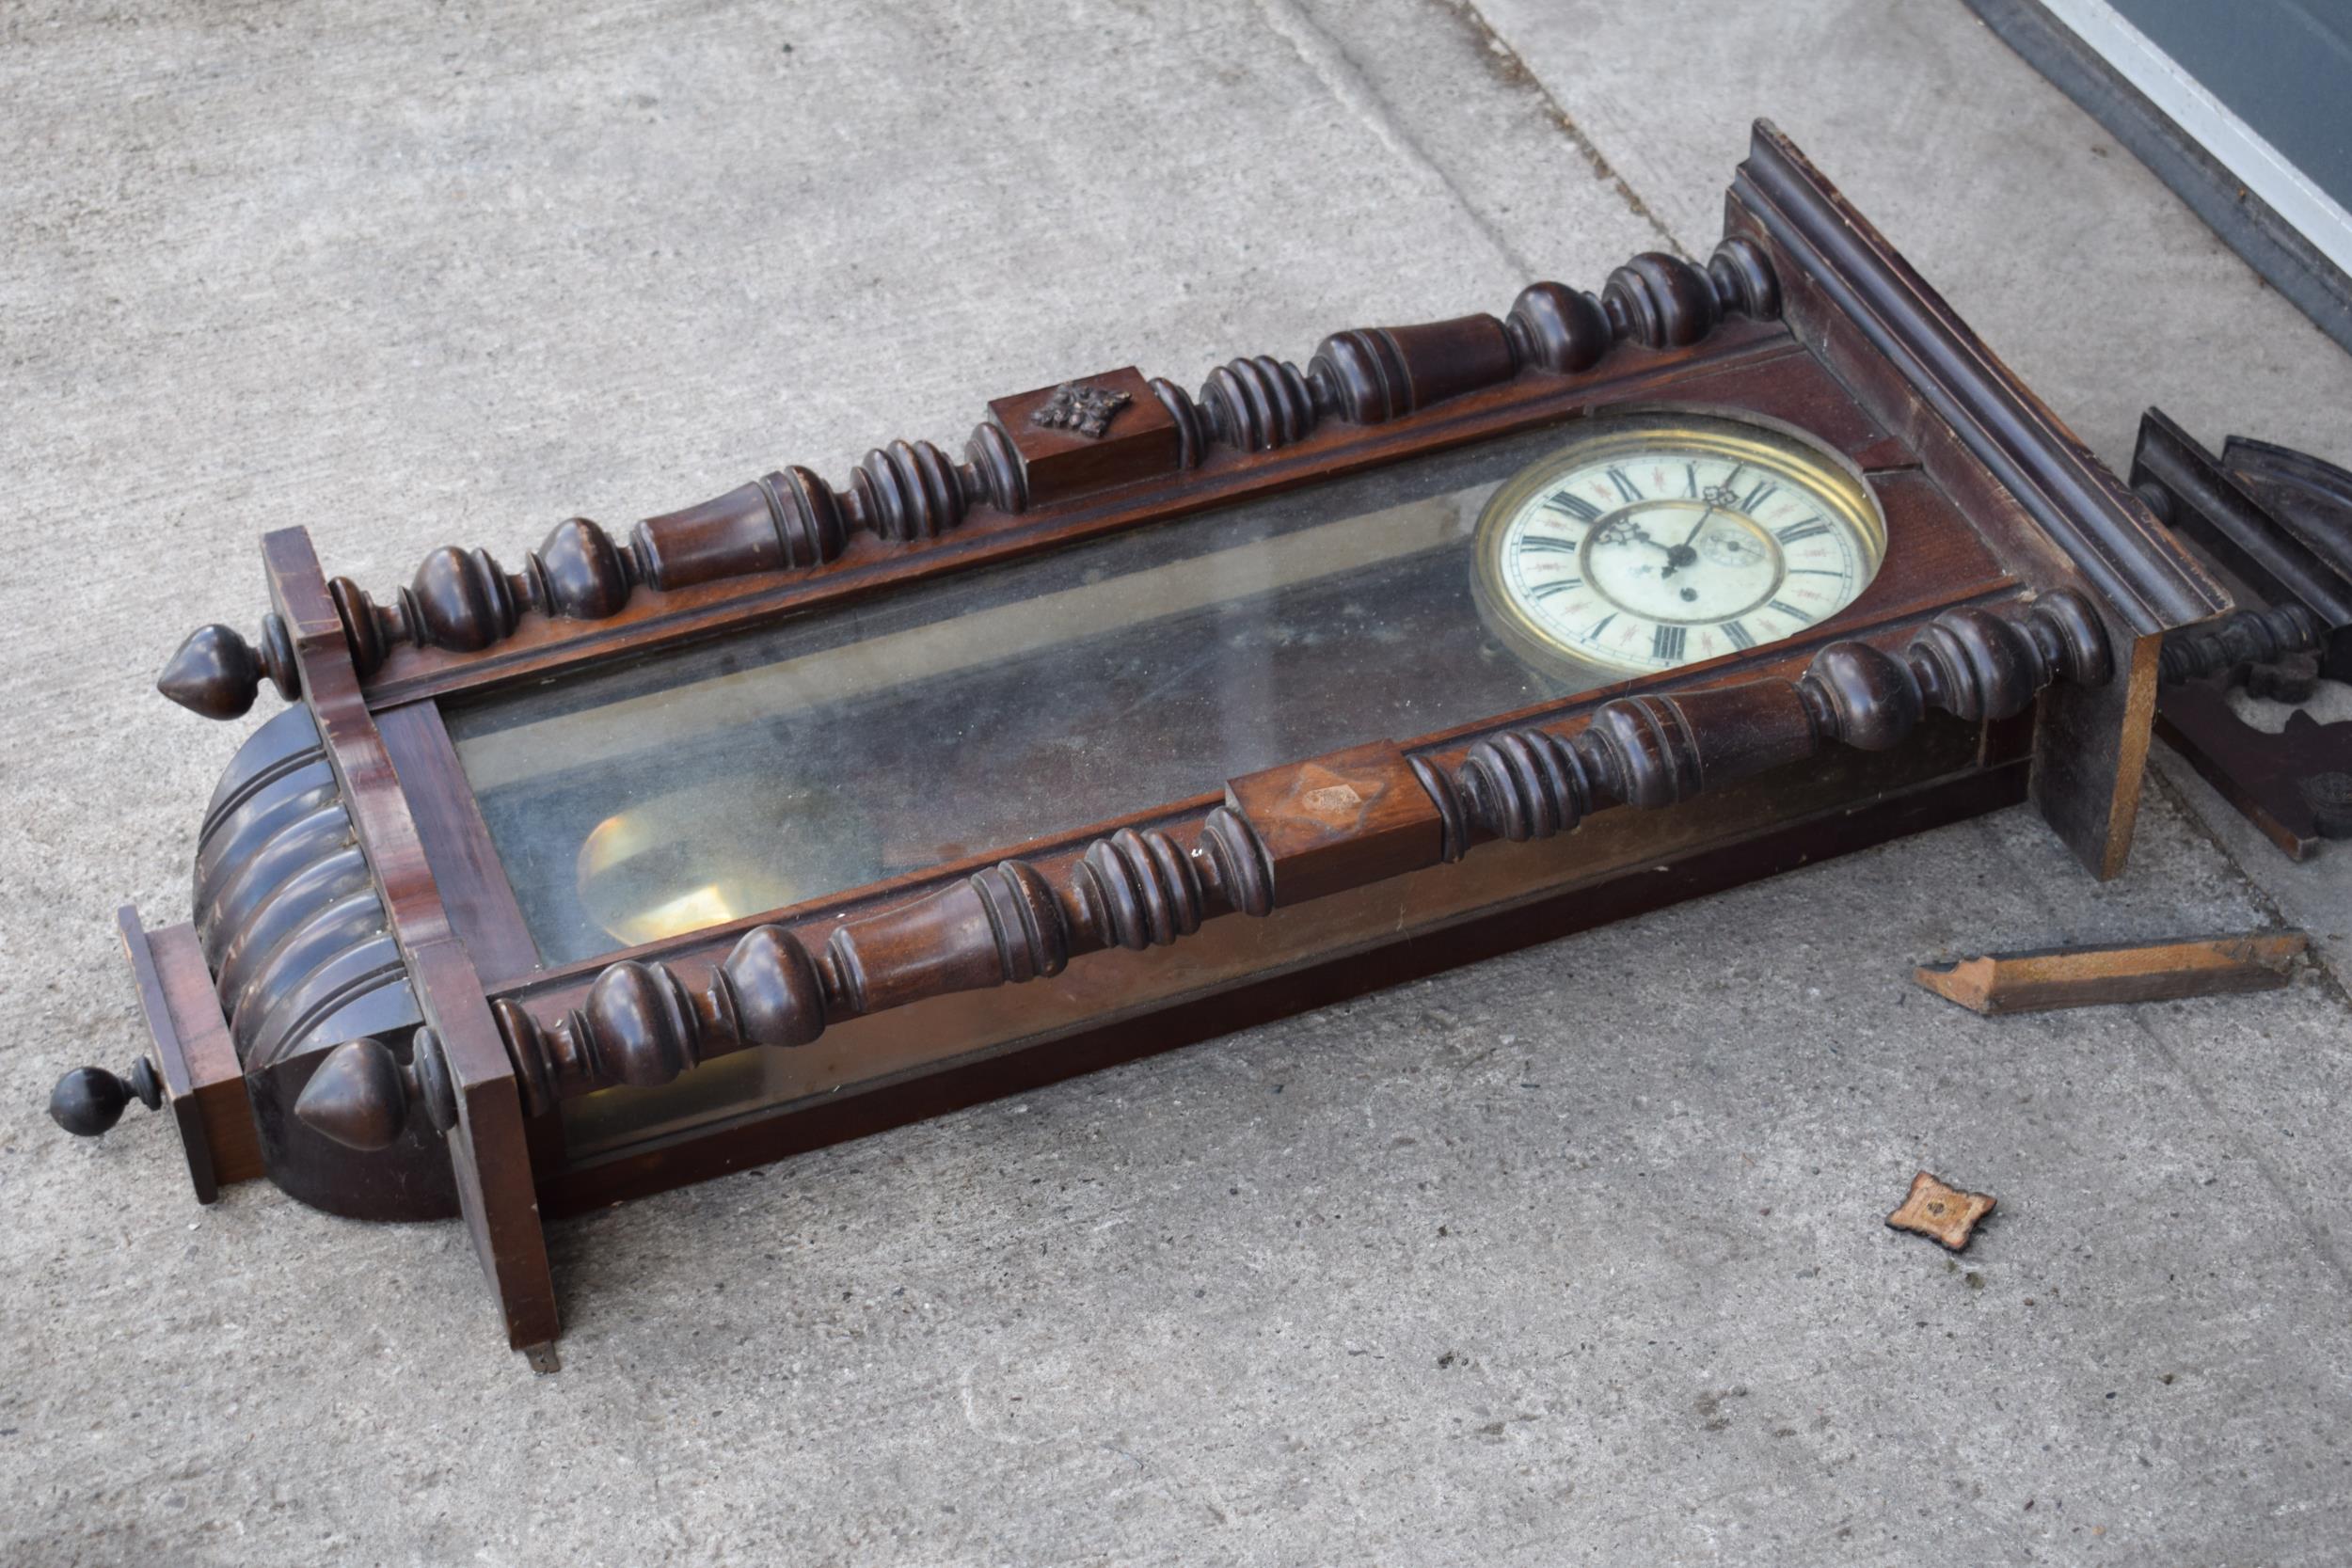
[80,121,2223,1354]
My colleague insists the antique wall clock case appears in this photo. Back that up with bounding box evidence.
[48,124,2230,1363]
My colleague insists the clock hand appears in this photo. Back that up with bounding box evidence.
[1664,464,1741,578]
[1662,507,1713,578]
[1602,518,1671,555]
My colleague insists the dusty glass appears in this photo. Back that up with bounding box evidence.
[444,423,1612,967]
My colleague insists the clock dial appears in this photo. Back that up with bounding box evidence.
[1471,411,1885,677]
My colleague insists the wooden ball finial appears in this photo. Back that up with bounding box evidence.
[48,1058,161,1137]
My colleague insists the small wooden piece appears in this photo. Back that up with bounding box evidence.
[1914,930,2308,1015]
[1886,1171,1995,1251]
[116,911,263,1200]
[985,367,1176,508]
[1225,740,1442,905]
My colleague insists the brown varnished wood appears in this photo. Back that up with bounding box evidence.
[985,368,1179,508]
[1730,122,2222,638]
[396,336,1993,999]
[361,322,1804,712]
[1914,931,2307,1014]
[300,593,2101,1130]
[118,911,261,1201]
[156,244,1788,722]
[377,701,541,985]
[1733,203,2163,879]
[486,560,2032,1019]
[112,907,207,1196]
[1410,594,2104,861]
[432,453,2014,999]
[535,750,2027,1217]
[1723,122,2223,879]
[101,124,2237,1355]
[156,925,262,1190]
[1225,740,1443,906]
[260,529,558,1351]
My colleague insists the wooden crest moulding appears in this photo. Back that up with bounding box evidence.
[54,122,2226,1362]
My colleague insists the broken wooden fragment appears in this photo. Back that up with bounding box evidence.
[1886,1171,1995,1252]
[1913,931,2307,1016]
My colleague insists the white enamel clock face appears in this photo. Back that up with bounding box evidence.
[1472,411,1885,677]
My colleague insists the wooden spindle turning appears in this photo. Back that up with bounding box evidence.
[1413,593,2109,861]
[162,240,1785,715]
[298,592,2105,1151]
[2157,604,2322,686]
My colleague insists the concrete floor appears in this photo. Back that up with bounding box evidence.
[3,1,2347,1562]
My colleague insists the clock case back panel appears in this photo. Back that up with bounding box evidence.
[121,122,2223,1351]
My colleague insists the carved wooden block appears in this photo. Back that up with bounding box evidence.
[1226,740,1446,906]
[984,367,1178,508]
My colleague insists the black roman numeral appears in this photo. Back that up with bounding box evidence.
[1545,492,1601,523]
[1518,535,1579,554]
[1606,467,1642,503]
[1787,567,1844,577]
[1530,578,1582,598]
[1683,463,1699,499]
[1768,599,1813,624]
[1774,519,1830,544]
[1652,625,1686,660]
[1588,612,1617,639]
[1739,480,1778,515]
[1721,620,1755,650]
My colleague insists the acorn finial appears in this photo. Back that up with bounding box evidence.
[157,613,298,719]
[49,1058,162,1137]
[294,1033,458,1152]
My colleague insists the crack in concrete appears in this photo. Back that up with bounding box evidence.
[1442,0,1692,258]
[1257,0,1690,271]
[1250,0,1541,279]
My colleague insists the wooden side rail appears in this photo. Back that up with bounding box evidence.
[293,592,2107,1152]
[154,239,1782,722]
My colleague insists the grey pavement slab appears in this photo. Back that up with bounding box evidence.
[3,2,2347,1564]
